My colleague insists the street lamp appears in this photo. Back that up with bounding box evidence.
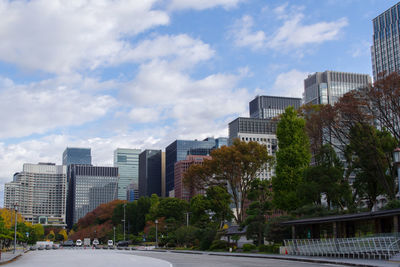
[394,148,400,198]
[113,226,116,247]
[155,219,158,249]
[14,203,18,254]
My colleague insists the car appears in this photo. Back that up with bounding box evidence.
[92,238,99,246]
[117,241,130,247]
[76,239,82,246]
[30,246,37,251]
[63,240,74,247]
[45,245,51,250]
[107,240,113,247]
[38,245,45,250]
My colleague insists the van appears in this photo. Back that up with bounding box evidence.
[107,240,113,246]
[76,239,82,246]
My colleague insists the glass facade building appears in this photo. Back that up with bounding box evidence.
[113,148,141,200]
[62,147,91,166]
[303,71,371,105]
[139,150,162,197]
[4,163,67,226]
[249,95,301,119]
[66,165,118,227]
[165,137,226,196]
[372,2,400,81]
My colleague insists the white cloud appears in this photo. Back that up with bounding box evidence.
[271,69,308,98]
[168,0,242,10]
[231,15,267,50]
[231,4,348,51]
[0,76,116,139]
[0,0,170,74]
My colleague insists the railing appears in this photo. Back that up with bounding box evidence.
[284,235,400,260]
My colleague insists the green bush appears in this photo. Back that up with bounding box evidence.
[199,228,216,251]
[242,243,257,252]
[258,244,280,254]
[209,240,228,251]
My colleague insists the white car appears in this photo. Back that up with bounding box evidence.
[107,240,113,246]
[76,239,82,246]
[93,239,99,246]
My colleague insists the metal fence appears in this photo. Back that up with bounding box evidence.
[284,235,400,260]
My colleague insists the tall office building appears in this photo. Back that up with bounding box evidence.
[126,183,138,202]
[249,95,302,119]
[303,71,371,106]
[174,155,211,201]
[372,2,400,81]
[228,117,278,180]
[139,150,162,197]
[62,147,91,166]
[113,148,141,200]
[4,163,67,226]
[66,165,118,227]
[165,137,227,196]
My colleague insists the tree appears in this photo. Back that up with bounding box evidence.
[243,179,272,246]
[346,123,397,209]
[205,186,233,227]
[299,144,352,209]
[185,139,273,224]
[47,230,55,241]
[272,106,311,211]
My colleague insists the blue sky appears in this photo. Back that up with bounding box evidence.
[0,0,396,199]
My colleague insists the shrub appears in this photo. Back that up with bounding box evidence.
[258,244,280,254]
[199,228,216,251]
[242,243,257,252]
[209,240,228,251]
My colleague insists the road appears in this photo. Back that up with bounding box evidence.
[7,249,346,267]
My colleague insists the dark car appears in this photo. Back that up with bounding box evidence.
[117,241,130,247]
[63,240,74,247]
[45,245,51,250]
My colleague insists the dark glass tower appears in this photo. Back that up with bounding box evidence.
[62,147,91,166]
[249,95,301,119]
[138,150,162,197]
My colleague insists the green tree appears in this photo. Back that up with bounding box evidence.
[244,179,272,246]
[185,140,273,224]
[272,106,311,211]
[346,123,397,209]
[175,225,199,247]
[299,144,352,209]
[205,186,233,227]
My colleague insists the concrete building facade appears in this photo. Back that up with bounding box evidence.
[4,163,67,226]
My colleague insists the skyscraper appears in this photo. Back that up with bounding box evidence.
[174,155,211,201]
[4,163,67,226]
[62,147,91,166]
[228,117,277,180]
[303,71,371,105]
[372,2,400,81]
[165,137,226,196]
[139,150,162,197]
[249,95,301,119]
[113,148,141,200]
[66,165,118,227]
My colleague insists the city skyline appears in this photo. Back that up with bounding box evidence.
[0,0,395,205]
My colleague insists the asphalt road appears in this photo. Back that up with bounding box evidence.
[8,249,346,267]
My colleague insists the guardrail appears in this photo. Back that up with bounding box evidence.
[284,235,400,260]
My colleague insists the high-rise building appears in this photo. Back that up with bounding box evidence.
[228,117,277,180]
[66,165,118,227]
[165,137,226,196]
[174,155,211,201]
[126,183,138,202]
[249,95,301,119]
[139,150,162,197]
[62,147,91,166]
[372,2,400,81]
[303,71,371,106]
[4,163,67,226]
[113,148,141,200]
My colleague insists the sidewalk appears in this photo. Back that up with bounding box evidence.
[149,249,400,267]
[0,249,26,265]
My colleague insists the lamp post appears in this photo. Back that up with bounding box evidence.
[155,219,158,249]
[14,203,18,254]
[394,148,400,198]
[123,204,126,241]
[113,226,116,247]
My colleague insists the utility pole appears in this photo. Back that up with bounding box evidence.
[113,226,116,247]
[123,204,126,241]
[185,212,190,227]
[14,204,18,254]
[155,219,158,248]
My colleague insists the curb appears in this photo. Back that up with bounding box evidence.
[0,251,26,266]
[145,249,386,267]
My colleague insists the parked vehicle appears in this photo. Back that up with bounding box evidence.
[63,240,74,247]
[107,240,113,247]
[76,239,82,246]
[92,238,99,246]
[117,241,130,247]
[83,238,91,247]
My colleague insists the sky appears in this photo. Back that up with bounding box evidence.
[0,0,397,204]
